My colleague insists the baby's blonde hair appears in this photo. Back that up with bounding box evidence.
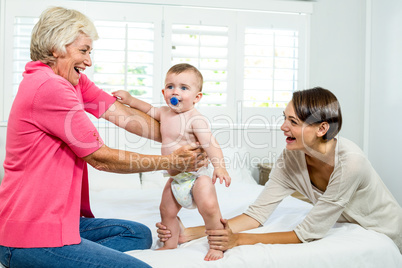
[166,63,203,92]
[30,6,98,66]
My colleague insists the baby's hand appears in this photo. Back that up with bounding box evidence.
[212,168,231,187]
[112,90,132,105]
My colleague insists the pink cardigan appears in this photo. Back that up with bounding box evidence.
[0,61,116,247]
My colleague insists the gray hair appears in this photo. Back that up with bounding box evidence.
[30,6,98,66]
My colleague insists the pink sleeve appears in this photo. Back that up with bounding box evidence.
[32,78,107,157]
[79,73,117,118]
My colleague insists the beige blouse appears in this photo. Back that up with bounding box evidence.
[245,137,402,253]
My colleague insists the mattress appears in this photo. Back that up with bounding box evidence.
[89,179,402,268]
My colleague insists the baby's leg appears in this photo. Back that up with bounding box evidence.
[158,178,182,250]
[192,176,224,261]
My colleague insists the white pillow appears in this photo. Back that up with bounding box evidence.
[88,165,142,192]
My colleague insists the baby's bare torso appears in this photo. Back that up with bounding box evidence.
[159,107,204,156]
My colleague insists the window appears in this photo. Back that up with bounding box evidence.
[92,21,155,103]
[11,18,157,104]
[12,17,37,96]
[2,0,310,125]
[170,24,229,107]
[236,11,308,123]
[243,28,298,108]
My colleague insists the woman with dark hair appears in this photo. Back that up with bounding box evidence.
[157,87,402,253]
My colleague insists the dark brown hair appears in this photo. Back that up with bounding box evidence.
[292,87,342,141]
[166,63,203,92]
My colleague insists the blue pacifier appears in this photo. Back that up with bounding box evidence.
[170,96,179,106]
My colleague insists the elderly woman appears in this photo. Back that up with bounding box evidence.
[157,87,402,254]
[0,7,207,268]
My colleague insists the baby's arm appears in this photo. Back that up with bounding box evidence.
[112,90,152,113]
[112,90,161,121]
[192,115,231,187]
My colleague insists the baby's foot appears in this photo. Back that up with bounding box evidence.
[204,249,223,261]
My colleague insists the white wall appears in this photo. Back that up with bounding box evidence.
[309,0,366,148]
[368,0,402,205]
[308,0,402,205]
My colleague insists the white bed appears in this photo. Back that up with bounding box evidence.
[88,149,402,268]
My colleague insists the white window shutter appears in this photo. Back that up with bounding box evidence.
[12,17,37,96]
[92,21,155,103]
[170,24,229,106]
[243,28,299,108]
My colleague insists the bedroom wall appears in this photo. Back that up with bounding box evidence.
[308,0,366,147]
[307,0,402,205]
[368,0,402,205]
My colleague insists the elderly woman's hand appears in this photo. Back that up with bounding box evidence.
[206,219,239,251]
[169,144,208,173]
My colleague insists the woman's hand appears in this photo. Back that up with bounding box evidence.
[156,222,171,242]
[156,218,189,244]
[206,219,239,251]
[169,144,208,173]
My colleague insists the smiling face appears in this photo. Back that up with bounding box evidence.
[162,70,203,113]
[281,101,320,151]
[51,33,93,86]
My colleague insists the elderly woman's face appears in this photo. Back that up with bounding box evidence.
[51,33,93,86]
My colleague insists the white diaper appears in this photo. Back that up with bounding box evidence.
[166,166,211,209]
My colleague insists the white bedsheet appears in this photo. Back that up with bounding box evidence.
[90,182,402,268]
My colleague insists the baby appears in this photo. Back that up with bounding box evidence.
[113,63,231,261]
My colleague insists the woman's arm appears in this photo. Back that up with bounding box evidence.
[101,101,162,142]
[157,214,260,243]
[83,144,207,174]
[235,231,301,246]
[206,219,301,251]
